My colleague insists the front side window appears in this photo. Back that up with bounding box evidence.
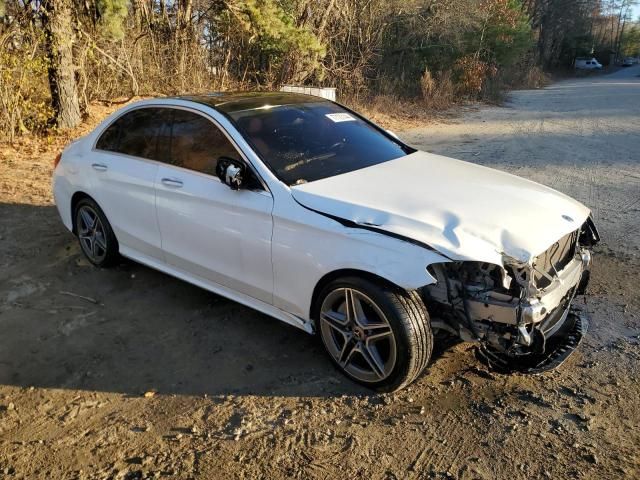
[227,102,413,186]
[96,107,171,161]
[170,110,241,176]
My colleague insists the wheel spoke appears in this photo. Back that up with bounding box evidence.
[365,328,393,344]
[81,235,94,255]
[350,292,368,328]
[91,233,99,257]
[321,310,349,332]
[338,338,357,367]
[363,320,391,331]
[79,209,93,232]
[94,233,107,252]
[344,288,357,324]
[359,343,386,379]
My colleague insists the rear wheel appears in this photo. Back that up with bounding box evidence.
[74,198,119,268]
[315,276,433,392]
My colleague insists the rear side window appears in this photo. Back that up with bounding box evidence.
[96,108,172,161]
[95,120,120,152]
[170,110,241,176]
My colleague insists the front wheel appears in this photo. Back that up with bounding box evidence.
[315,277,433,392]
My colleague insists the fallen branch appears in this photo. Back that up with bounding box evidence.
[59,291,99,304]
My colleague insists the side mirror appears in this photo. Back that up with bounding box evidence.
[216,157,245,190]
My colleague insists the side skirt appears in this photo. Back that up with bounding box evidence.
[119,246,314,334]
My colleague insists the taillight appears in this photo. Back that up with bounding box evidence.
[53,152,62,170]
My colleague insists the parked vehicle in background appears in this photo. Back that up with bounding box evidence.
[575,57,603,70]
[52,92,600,391]
[622,57,635,67]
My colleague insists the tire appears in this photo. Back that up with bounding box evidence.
[74,197,120,268]
[314,276,433,392]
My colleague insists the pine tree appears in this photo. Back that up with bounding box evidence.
[43,0,81,129]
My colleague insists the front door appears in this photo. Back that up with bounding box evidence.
[154,108,274,303]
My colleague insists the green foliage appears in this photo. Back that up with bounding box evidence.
[479,0,533,67]
[0,37,53,140]
[220,0,326,84]
[96,0,128,41]
[377,0,533,98]
[231,0,324,55]
[621,24,640,57]
[1,0,629,139]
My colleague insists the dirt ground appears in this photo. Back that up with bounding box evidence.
[1,67,640,479]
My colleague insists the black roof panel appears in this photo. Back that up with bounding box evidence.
[175,92,328,114]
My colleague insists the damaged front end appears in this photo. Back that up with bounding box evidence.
[422,216,600,373]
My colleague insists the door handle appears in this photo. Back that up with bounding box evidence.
[91,163,108,172]
[161,177,183,188]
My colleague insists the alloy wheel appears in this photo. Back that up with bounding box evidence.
[319,288,397,383]
[77,205,108,263]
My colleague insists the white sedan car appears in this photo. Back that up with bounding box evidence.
[53,93,599,391]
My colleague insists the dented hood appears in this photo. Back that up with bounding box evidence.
[291,151,591,265]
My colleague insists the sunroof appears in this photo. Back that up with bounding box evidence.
[175,92,327,114]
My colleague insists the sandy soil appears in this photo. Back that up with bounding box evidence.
[1,68,639,479]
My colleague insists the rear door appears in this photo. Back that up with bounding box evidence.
[91,107,172,260]
[154,108,274,303]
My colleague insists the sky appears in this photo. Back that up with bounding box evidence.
[632,5,640,22]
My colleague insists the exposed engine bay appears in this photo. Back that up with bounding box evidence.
[421,216,600,373]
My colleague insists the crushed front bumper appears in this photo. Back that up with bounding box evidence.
[468,252,592,373]
[476,308,589,373]
[466,252,590,328]
[422,243,594,374]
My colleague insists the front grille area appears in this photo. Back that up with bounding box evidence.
[533,230,578,288]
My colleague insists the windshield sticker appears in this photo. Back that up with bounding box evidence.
[325,113,356,123]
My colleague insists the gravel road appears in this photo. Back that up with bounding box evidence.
[1,68,639,479]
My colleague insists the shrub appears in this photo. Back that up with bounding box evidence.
[420,68,455,109]
[0,30,53,141]
[454,56,497,97]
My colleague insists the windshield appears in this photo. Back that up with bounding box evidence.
[227,102,412,185]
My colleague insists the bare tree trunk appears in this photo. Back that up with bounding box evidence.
[317,0,336,39]
[43,0,81,129]
[616,15,627,60]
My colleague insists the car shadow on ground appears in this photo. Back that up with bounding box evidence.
[0,202,463,399]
